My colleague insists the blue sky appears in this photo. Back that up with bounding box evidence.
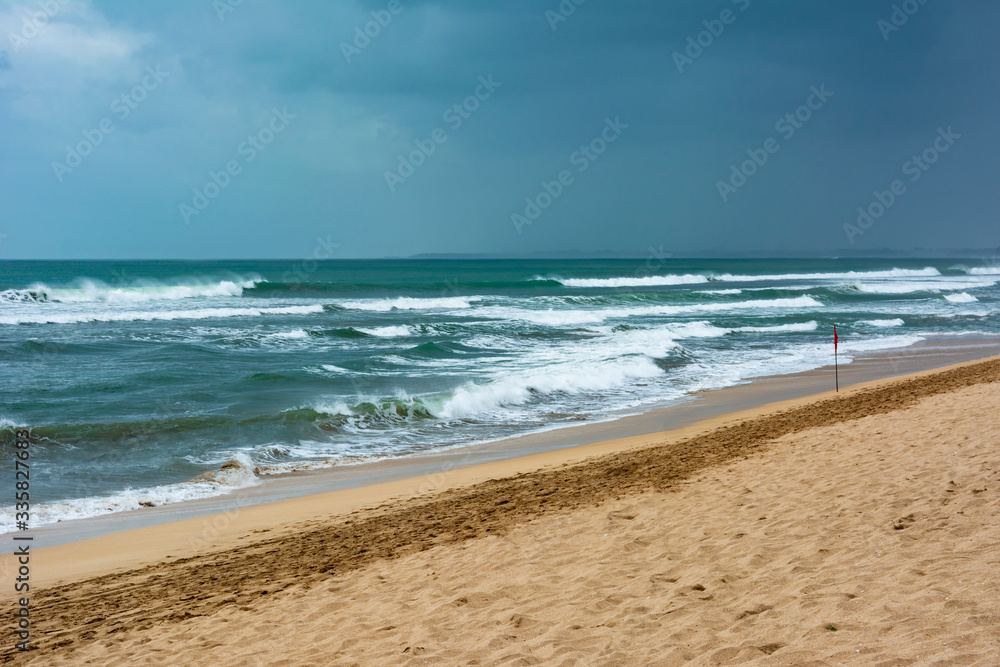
[1,0,998,258]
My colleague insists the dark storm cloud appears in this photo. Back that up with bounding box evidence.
[1,0,997,258]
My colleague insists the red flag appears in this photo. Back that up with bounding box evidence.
[834,325,838,353]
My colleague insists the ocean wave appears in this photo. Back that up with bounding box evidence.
[320,364,352,374]
[552,274,710,288]
[268,329,310,339]
[838,334,925,353]
[476,296,823,326]
[0,417,28,432]
[246,278,564,296]
[334,296,480,311]
[851,279,995,294]
[733,321,819,333]
[696,288,743,295]
[356,325,413,337]
[437,356,662,420]
[652,321,728,339]
[2,277,261,304]
[0,453,260,534]
[284,319,919,426]
[597,320,816,339]
[651,295,825,314]
[945,293,979,303]
[712,267,942,282]
[855,319,905,328]
[0,289,49,303]
[423,319,820,421]
[273,396,440,434]
[306,325,692,423]
[0,304,324,325]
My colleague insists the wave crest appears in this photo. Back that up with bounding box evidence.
[0,304,323,325]
[713,267,942,282]
[335,296,479,311]
[6,276,262,304]
[553,274,709,288]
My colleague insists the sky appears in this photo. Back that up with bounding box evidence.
[0,0,998,259]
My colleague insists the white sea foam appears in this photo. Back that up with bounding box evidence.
[673,333,927,398]
[357,325,413,337]
[335,296,479,311]
[852,279,995,294]
[557,274,709,288]
[696,288,743,295]
[0,289,47,303]
[838,334,925,353]
[7,277,261,304]
[477,296,823,326]
[437,357,663,420]
[0,304,323,325]
[269,329,310,339]
[645,295,824,314]
[945,292,979,303]
[660,321,730,338]
[969,266,1000,275]
[0,453,260,534]
[430,318,906,422]
[432,318,820,421]
[0,417,27,430]
[413,321,698,420]
[734,321,819,333]
[547,268,945,287]
[855,319,905,328]
[713,267,941,282]
[293,402,355,418]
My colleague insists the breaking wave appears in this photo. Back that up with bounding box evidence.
[1,277,261,304]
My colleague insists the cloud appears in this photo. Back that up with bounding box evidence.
[0,0,998,258]
[1,1,153,88]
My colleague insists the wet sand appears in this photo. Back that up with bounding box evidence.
[2,352,999,664]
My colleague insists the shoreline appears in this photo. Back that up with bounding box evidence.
[2,352,999,662]
[14,332,1000,551]
[0,338,995,589]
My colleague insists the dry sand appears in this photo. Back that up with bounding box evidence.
[3,357,1000,665]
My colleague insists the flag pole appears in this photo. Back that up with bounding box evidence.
[834,324,839,392]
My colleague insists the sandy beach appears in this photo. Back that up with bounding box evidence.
[4,355,1000,665]
[5,0,998,663]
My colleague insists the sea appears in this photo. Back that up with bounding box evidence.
[2,258,998,532]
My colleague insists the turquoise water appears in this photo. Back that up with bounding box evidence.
[1,258,997,530]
